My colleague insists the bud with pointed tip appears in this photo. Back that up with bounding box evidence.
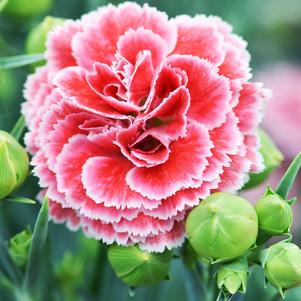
[217,257,248,295]
[108,245,172,286]
[8,228,32,268]
[261,242,301,297]
[25,16,65,67]
[0,131,29,199]
[186,192,258,261]
[255,187,292,235]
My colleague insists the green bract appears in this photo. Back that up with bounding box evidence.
[25,16,65,67]
[186,192,258,261]
[255,188,292,235]
[3,0,52,19]
[8,228,32,268]
[217,257,248,295]
[261,242,301,297]
[108,245,172,286]
[0,131,29,199]
[243,129,283,189]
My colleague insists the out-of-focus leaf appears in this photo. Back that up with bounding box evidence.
[0,0,9,12]
[23,197,49,294]
[276,152,301,199]
[10,116,25,142]
[0,235,22,285]
[0,54,44,70]
[5,196,35,205]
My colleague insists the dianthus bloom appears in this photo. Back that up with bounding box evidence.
[258,64,301,159]
[22,2,270,252]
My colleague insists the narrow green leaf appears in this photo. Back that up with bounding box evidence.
[4,195,35,204]
[0,53,44,70]
[23,197,49,294]
[275,152,301,200]
[0,235,22,285]
[10,116,26,141]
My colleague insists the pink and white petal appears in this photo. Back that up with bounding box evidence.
[234,82,270,134]
[49,199,81,231]
[117,27,168,68]
[113,213,175,236]
[45,112,95,169]
[203,112,243,182]
[126,122,212,200]
[216,144,252,192]
[53,66,124,118]
[146,64,187,112]
[244,134,264,173]
[145,86,190,140]
[72,2,176,70]
[167,55,231,129]
[82,156,161,209]
[46,20,82,72]
[55,134,105,205]
[139,221,186,252]
[171,15,225,66]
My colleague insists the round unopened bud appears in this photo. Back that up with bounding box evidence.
[261,242,301,296]
[255,191,292,235]
[217,257,248,295]
[186,192,258,261]
[108,245,172,286]
[8,228,32,268]
[26,16,65,56]
[244,129,283,189]
[0,131,29,199]
[3,0,53,19]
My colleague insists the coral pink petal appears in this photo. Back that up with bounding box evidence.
[172,15,225,65]
[82,156,161,209]
[126,122,212,200]
[167,55,231,129]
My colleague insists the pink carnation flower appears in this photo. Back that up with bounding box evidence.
[22,2,270,252]
[258,64,301,160]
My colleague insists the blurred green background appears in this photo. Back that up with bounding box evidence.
[1,0,301,300]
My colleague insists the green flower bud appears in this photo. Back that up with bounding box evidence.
[26,16,65,55]
[243,129,283,189]
[186,192,258,261]
[261,242,301,296]
[8,228,32,268]
[108,245,172,286]
[0,131,29,199]
[217,257,248,295]
[3,0,53,19]
[255,188,292,235]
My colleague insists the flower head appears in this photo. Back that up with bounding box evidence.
[22,2,269,252]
